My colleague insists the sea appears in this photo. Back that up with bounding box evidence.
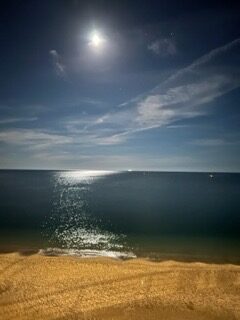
[0,170,239,263]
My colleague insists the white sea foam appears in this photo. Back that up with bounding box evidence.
[39,248,136,259]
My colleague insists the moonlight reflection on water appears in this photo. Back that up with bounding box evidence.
[45,171,127,252]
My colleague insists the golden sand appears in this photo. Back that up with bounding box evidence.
[0,253,239,320]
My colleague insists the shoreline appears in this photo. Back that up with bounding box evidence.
[0,245,240,265]
[0,252,239,319]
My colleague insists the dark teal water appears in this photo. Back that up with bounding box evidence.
[0,170,239,262]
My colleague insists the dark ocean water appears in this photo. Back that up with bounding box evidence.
[0,170,239,262]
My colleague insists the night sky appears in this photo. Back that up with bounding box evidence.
[0,1,240,171]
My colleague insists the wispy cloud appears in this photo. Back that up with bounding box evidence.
[0,117,38,125]
[148,38,176,56]
[49,49,66,77]
[0,129,72,150]
[83,37,240,145]
[135,74,235,128]
[163,37,240,85]
[192,138,240,147]
[192,139,226,147]
[2,39,239,151]
[29,152,195,171]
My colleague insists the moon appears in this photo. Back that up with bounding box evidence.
[89,30,105,49]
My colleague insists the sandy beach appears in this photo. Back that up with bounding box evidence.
[0,253,239,320]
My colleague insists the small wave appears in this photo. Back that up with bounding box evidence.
[39,247,136,260]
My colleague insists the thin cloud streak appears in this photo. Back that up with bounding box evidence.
[192,138,240,147]
[0,129,72,150]
[161,37,240,86]
[49,50,66,77]
[148,38,176,56]
[1,39,239,150]
[0,117,38,124]
[84,37,240,145]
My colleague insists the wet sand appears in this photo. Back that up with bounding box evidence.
[0,253,239,320]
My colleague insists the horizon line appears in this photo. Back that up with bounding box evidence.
[0,168,239,174]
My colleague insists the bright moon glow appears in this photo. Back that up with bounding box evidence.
[89,30,105,49]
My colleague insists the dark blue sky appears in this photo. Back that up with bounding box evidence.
[0,0,240,171]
